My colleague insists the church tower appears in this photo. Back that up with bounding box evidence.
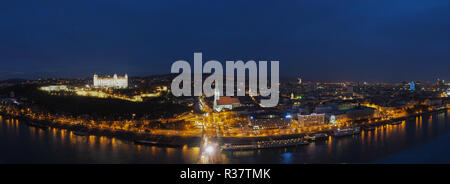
[213,87,220,111]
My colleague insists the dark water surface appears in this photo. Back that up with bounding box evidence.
[2,110,450,163]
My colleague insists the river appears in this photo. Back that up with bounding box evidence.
[2,110,450,163]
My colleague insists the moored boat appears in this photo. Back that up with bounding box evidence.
[73,131,88,136]
[332,126,360,137]
[312,133,329,140]
[134,140,158,145]
[363,126,376,131]
[221,143,258,151]
[256,138,309,149]
[27,121,49,129]
[304,133,329,141]
[390,121,402,125]
[134,140,182,148]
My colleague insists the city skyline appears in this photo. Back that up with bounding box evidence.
[1,72,448,85]
[1,0,450,82]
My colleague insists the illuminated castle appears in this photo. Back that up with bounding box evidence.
[93,73,128,89]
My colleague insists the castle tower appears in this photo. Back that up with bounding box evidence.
[93,74,98,88]
[124,74,128,88]
[113,74,118,86]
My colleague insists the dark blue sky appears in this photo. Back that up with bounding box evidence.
[1,0,449,82]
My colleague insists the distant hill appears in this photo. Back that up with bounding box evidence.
[0,78,28,83]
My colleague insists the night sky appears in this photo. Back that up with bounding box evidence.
[1,0,450,82]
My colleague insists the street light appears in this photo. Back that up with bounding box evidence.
[205,145,215,155]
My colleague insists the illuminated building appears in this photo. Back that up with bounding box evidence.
[40,85,69,92]
[332,107,375,122]
[409,81,415,91]
[93,74,128,89]
[213,88,240,112]
[249,117,290,129]
[297,113,326,127]
[330,115,336,125]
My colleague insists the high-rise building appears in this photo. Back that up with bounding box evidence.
[409,81,415,91]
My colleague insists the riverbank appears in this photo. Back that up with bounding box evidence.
[361,107,448,128]
[0,112,201,147]
[217,108,449,149]
[1,107,448,149]
[2,109,450,163]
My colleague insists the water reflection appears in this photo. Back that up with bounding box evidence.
[1,111,450,163]
[0,117,200,163]
[222,111,450,164]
